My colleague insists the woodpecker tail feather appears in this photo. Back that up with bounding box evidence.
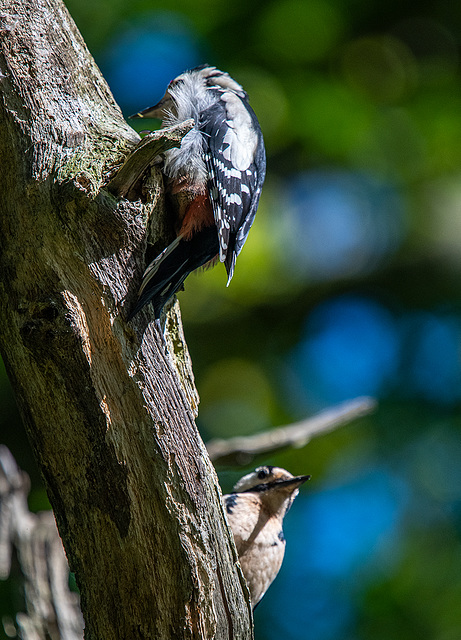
[224,233,237,286]
[128,226,220,320]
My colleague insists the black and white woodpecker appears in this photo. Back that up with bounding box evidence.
[128,65,266,319]
[223,466,310,608]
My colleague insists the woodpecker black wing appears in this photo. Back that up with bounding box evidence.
[201,90,266,283]
[127,226,219,320]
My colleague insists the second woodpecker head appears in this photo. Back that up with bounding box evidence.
[234,465,310,515]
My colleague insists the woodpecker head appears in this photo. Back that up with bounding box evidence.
[130,65,247,120]
[233,466,310,517]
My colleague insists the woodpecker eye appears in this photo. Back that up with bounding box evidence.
[257,468,269,480]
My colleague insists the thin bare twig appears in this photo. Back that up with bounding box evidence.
[207,396,377,466]
[0,446,83,640]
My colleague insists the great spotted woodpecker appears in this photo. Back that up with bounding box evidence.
[223,466,310,608]
[128,65,266,319]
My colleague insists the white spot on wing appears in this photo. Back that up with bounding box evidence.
[225,193,242,205]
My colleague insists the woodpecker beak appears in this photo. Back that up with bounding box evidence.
[272,475,311,490]
[130,92,174,119]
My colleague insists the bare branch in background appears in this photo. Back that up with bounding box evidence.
[0,445,83,640]
[207,396,377,466]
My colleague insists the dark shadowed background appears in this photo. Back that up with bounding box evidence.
[2,0,461,638]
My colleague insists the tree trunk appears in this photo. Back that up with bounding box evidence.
[0,1,252,638]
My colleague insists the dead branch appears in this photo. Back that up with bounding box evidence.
[0,445,84,640]
[207,396,377,466]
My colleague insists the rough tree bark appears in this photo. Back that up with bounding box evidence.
[0,1,252,638]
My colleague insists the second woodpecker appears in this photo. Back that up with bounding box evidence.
[129,65,266,319]
[223,466,310,608]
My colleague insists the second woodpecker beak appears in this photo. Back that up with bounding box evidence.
[243,474,311,494]
[272,475,311,490]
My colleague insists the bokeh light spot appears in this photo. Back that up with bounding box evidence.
[392,18,459,85]
[101,12,202,114]
[341,36,417,103]
[284,170,404,282]
[293,74,373,159]
[300,470,407,576]
[288,296,400,408]
[400,312,461,405]
[410,427,461,502]
[422,174,461,256]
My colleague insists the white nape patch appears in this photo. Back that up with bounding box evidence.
[164,71,217,124]
[209,69,246,96]
[221,92,258,171]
